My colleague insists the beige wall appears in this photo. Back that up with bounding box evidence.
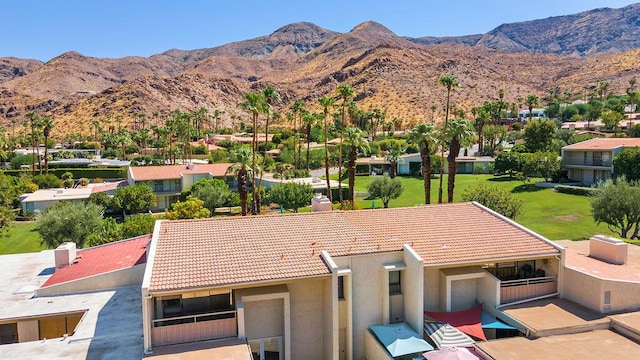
[17,320,39,342]
[564,268,640,313]
[244,298,284,340]
[37,264,146,296]
[402,245,423,333]
[424,268,440,311]
[451,278,478,311]
[288,278,327,360]
[364,329,392,360]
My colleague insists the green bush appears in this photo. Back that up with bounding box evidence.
[10,154,37,170]
[554,185,597,196]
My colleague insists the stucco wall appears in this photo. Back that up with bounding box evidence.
[17,320,39,342]
[424,268,440,311]
[403,246,423,333]
[322,277,335,360]
[244,298,284,340]
[288,278,326,360]
[451,278,477,311]
[350,252,403,360]
[37,264,146,296]
[564,268,640,313]
[364,329,392,360]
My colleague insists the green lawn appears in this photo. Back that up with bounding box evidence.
[1,222,45,255]
[352,174,618,241]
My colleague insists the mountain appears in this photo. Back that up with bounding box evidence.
[412,3,640,57]
[1,5,640,135]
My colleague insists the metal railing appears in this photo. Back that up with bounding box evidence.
[500,276,556,288]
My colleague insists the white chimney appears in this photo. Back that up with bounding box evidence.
[589,235,627,265]
[54,242,77,269]
[311,193,332,212]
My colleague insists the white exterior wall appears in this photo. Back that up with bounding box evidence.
[450,278,478,311]
[402,245,424,333]
[288,278,327,360]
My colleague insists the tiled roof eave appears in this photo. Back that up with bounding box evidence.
[423,251,561,267]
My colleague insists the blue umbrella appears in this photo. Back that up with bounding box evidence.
[370,322,434,357]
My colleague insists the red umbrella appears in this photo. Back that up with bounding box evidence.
[423,347,481,360]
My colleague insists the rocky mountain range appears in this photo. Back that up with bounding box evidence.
[1,3,639,136]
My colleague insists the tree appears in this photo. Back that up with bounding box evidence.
[226,146,254,216]
[337,84,355,204]
[86,217,123,247]
[521,151,561,182]
[600,110,623,131]
[190,178,237,213]
[318,96,336,203]
[238,92,266,215]
[482,125,507,155]
[461,183,523,219]
[591,177,640,239]
[302,111,317,171]
[367,176,404,208]
[343,127,369,203]
[36,202,104,248]
[438,75,459,203]
[88,191,111,210]
[257,86,280,210]
[446,118,475,202]
[267,182,314,213]
[523,119,557,153]
[32,174,62,189]
[613,148,640,181]
[112,183,157,215]
[408,123,437,204]
[384,147,404,179]
[40,116,54,174]
[494,152,524,177]
[165,196,210,220]
[290,100,306,169]
[121,214,157,239]
[525,94,539,122]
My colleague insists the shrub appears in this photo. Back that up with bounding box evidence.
[554,185,597,196]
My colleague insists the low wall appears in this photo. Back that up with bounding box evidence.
[36,264,145,296]
[564,268,640,313]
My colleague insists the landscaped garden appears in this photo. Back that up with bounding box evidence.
[0,222,44,255]
[353,174,619,241]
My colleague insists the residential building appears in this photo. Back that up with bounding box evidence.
[141,202,564,359]
[20,180,128,214]
[561,138,640,186]
[518,108,546,121]
[127,163,232,210]
[355,153,494,176]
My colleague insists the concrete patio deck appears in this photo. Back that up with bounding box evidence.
[145,338,252,360]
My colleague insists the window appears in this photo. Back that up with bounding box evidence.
[338,276,345,300]
[389,271,401,294]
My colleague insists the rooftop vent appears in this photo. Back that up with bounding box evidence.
[311,193,332,212]
[589,235,627,265]
[186,162,194,170]
[54,242,77,269]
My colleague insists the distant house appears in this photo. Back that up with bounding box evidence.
[355,153,494,176]
[127,163,232,210]
[20,181,128,214]
[518,108,546,121]
[561,138,640,186]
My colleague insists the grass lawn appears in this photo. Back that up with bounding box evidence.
[1,222,45,255]
[351,174,618,241]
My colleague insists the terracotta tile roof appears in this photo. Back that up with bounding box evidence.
[90,180,129,193]
[563,138,640,151]
[129,163,232,181]
[42,235,150,287]
[147,203,560,293]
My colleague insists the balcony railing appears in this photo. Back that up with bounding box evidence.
[562,159,611,167]
[149,185,182,193]
[151,310,237,346]
[500,276,557,304]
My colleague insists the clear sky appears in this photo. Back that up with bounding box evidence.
[1,0,638,61]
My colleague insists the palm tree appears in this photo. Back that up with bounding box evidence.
[473,106,489,154]
[343,127,369,204]
[318,96,336,203]
[384,147,403,179]
[257,86,280,210]
[337,84,355,205]
[437,75,459,203]
[430,104,438,123]
[41,116,54,174]
[290,100,305,169]
[525,94,539,123]
[446,118,475,203]
[226,147,253,216]
[238,92,266,214]
[408,123,437,204]
[302,111,317,171]
[371,108,384,141]
[26,112,43,175]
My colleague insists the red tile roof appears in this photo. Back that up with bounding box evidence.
[129,163,232,181]
[90,180,129,193]
[42,235,150,287]
[563,138,640,151]
[147,203,560,293]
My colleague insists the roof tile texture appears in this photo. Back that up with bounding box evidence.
[148,203,559,293]
[563,138,640,151]
[130,163,232,181]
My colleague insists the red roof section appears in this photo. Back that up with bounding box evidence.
[42,235,150,287]
[129,163,232,181]
[90,180,129,193]
[563,138,640,151]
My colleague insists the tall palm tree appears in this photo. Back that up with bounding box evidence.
[337,84,354,205]
[290,100,305,169]
[525,94,539,123]
[473,106,489,154]
[226,146,253,216]
[257,86,280,210]
[437,75,459,203]
[430,104,438,123]
[318,96,336,202]
[41,116,54,174]
[446,118,475,203]
[408,123,437,204]
[237,92,266,214]
[26,112,43,175]
[343,127,369,204]
[302,110,317,171]
[371,108,384,141]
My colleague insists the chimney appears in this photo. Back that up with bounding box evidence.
[311,193,332,212]
[589,235,628,265]
[54,242,77,269]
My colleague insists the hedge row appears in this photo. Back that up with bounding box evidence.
[3,167,127,179]
[554,184,597,196]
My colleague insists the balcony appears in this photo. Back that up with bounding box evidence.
[149,185,182,194]
[500,276,557,305]
[151,310,237,347]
